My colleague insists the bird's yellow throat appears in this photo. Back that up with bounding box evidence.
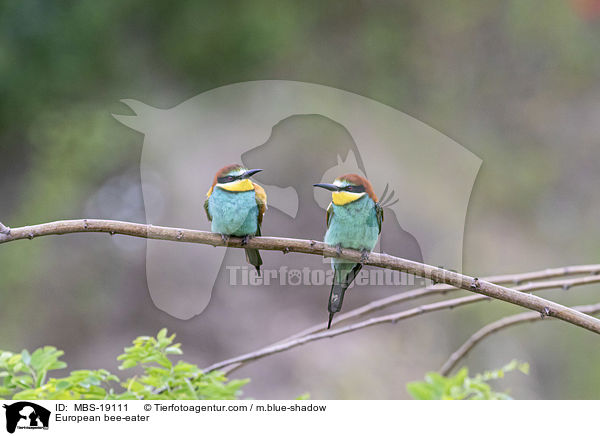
[332,191,365,206]
[217,179,254,192]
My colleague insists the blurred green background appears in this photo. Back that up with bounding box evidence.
[2,0,600,399]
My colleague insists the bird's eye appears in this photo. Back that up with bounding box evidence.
[218,175,237,183]
[345,185,364,193]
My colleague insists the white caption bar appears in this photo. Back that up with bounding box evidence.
[0,400,595,435]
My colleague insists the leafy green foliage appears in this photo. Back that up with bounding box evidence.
[0,329,248,400]
[0,346,67,397]
[407,360,529,400]
[2,330,527,400]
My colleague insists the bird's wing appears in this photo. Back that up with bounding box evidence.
[326,202,334,229]
[204,186,213,222]
[252,182,267,226]
[375,202,384,234]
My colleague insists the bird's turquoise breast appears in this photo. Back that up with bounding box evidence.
[208,188,258,236]
[324,195,379,251]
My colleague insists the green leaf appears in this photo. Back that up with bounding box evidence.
[119,359,138,370]
[56,380,71,390]
[21,350,31,366]
[406,382,437,400]
[157,328,168,341]
[518,362,530,375]
[407,360,529,400]
[165,346,183,355]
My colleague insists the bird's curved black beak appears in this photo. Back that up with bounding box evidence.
[242,169,263,179]
[313,183,339,192]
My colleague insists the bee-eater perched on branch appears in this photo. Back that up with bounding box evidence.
[314,174,383,328]
[205,164,267,274]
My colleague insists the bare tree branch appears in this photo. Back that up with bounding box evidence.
[219,273,600,374]
[292,268,600,339]
[3,218,600,335]
[439,302,600,377]
[203,295,487,373]
[205,274,600,374]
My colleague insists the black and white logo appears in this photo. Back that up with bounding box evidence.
[2,402,50,433]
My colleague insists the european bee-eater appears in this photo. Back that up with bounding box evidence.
[205,164,267,274]
[314,174,383,328]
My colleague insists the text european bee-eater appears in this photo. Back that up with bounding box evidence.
[205,164,267,274]
[314,174,383,328]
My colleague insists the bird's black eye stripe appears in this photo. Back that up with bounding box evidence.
[217,175,238,183]
[344,185,365,193]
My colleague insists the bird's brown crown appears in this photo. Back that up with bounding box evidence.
[211,164,245,186]
[337,173,378,202]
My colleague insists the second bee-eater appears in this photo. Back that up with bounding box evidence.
[314,174,383,328]
[205,164,267,274]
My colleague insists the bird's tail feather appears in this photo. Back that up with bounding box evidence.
[327,263,362,328]
[245,248,262,275]
[328,312,335,329]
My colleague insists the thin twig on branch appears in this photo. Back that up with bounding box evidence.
[484,264,600,285]
[439,302,600,376]
[2,218,600,335]
[0,222,10,235]
[204,274,600,373]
